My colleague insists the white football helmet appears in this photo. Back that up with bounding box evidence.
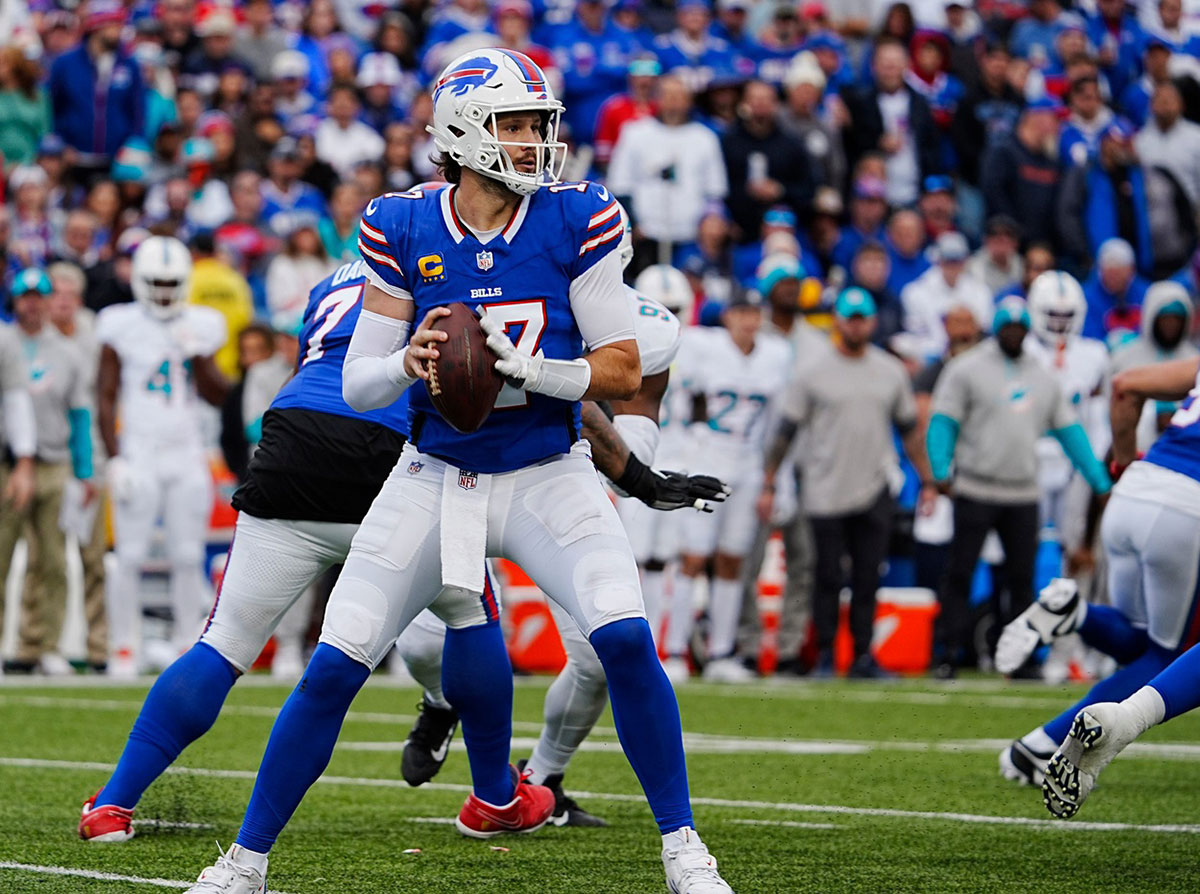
[131,235,192,321]
[635,264,693,320]
[428,48,566,196]
[1027,270,1086,342]
[616,200,633,272]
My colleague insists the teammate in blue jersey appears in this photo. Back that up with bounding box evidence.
[1036,355,1200,818]
[78,259,409,842]
[994,355,1200,797]
[178,49,734,894]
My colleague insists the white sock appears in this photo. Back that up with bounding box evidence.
[641,567,666,646]
[665,575,699,657]
[1122,686,1166,735]
[229,843,268,873]
[1021,726,1057,753]
[706,577,742,659]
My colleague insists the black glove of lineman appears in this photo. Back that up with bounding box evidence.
[615,455,730,513]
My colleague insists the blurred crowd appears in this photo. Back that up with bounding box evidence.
[1,0,1199,679]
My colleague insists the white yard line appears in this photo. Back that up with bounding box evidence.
[404,816,459,825]
[729,819,838,830]
[0,861,290,893]
[134,819,215,830]
[5,756,1199,835]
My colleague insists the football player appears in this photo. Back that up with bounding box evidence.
[996,355,1200,795]
[179,50,734,894]
[394,223,725,828]
[96,236,229,677]
[665,289,792,683]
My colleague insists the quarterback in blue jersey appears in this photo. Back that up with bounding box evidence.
[990,355,1200,800]
[178,49,734,894]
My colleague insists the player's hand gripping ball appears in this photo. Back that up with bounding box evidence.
[425,303,505,433]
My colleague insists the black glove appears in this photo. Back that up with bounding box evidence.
[615,455,730,512]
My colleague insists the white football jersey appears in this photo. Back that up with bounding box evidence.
[686,326,792,464]
[1027,334,1111,489]
[96,302,226,453]
[627,285,680,377]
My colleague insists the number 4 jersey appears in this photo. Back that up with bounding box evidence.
[96,302,226,454]
[357,180,627,473]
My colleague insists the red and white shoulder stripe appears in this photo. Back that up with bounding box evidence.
[587,200,620,232]
[358,219,401,273]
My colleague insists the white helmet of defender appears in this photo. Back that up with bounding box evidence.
[427,48,567,196]
[131,235,193,321]
[616,200,633,271]
[1027,270,1086,342]
[635,264,693,321]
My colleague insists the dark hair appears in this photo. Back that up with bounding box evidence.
[239,321,275,344]
[433,151,462,184]
[189,230,216,256]
[1068,75,1099,98]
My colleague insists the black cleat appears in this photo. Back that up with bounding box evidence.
[401,697,458,786]
[544,774,607,827]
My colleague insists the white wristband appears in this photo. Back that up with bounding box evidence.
[529,357,592,401]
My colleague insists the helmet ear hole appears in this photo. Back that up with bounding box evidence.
[448,125,466,138]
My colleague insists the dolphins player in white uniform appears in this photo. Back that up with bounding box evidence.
[395,212,727,826]
[1025,271,1111,554]
[96,236,229,676]
[668,290,792,683]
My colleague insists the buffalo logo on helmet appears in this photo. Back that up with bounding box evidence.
[433,56,500,102]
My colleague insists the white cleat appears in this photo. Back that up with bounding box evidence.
[1042,702,1139,819]
[701,658,754,684]
[39,652,74,676]
[185,844,267,894]
[107,648,141,680]
[662,827,733,894]
[998,738,1053,787]
[995,578,1084,675]
[662,657,691,685]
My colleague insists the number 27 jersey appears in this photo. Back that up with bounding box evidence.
[356,181,624,473]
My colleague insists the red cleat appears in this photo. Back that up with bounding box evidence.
[79,789,135,842]
[455,770,555,839]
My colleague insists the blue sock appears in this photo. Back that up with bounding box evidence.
[96,643,238,809]
[1078,604,1149,664]
[590,618,693,833]
[236,644,370,853]
[1042,643,1175,743]
[1150,642,1200,721]
[442,620,515,806]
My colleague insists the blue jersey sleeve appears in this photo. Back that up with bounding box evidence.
[357,194,413,298]
[562,181,623,280]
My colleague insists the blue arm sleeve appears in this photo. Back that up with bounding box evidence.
[1051,423,1112,495]
[68,407,93,480]
[926,413,960,483]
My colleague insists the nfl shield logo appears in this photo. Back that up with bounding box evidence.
[476,251,493,272]
[458,470,478,491]
[407,461,424,475]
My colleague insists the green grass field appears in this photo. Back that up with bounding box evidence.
[2,674,1199,893]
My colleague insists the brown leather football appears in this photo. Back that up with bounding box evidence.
[426,302,505,433]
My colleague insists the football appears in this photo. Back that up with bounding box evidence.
[426,302,505,433]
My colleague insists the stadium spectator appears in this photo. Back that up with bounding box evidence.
[608,75,727,272]
[265,212,336,324]
[918,174,960,240]
[261,138,327,235]
[1135,81,1200,206]
[966,214,1024,296]
[294,122,340,201]
[198,112,238,183]
[1085,0,1146,101]
[84,226,141,313]
[1,268,93,675]
[1081,237,1151,340]
[219,321,275,483]
[952,43,1023,188]
[1008,0,1067,67]
[183,7,246,103]
[10,163,54,268]
[382,122,419,191]
[927,297,1110,678]
[653,0,734,94]
[271,50,317,125]
[159,0,199,62]
[319,182,366,264]
[901,231,994,361]
[188,231,254,380]
[721,80,814,245]
[781,51,846,194]
[884,207,931,295]
[554,0,640,144]
[315,85,385,181]
[234,0,291,83]
[357,53,407,138]
[831,173,889,272]
[1060,75,1113,169]
[593,57,660,170]
[981,98,1063,250]
[849,240,904,346]
[0,46,49,171]
[842,38,940,208]
[48,0,144,179]
[763,287,932,678]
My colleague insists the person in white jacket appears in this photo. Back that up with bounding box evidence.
[264,212,337,324]
[900,230,994,362]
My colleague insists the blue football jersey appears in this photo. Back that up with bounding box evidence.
[271,259,410,436]
[1145,366,1200,484]
[357,180,624,473]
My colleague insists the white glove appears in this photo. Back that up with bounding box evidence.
[477,307,592,401]
[106,456,137,503]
